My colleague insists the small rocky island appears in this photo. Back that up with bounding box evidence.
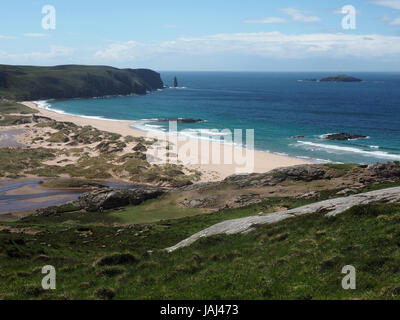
[320,74,362,82]
[299,74,362,83]
[324,133,367,141]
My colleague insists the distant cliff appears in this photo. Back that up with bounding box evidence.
[0,65,164,100]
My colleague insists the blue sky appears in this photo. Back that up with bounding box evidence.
[1,0,400,71]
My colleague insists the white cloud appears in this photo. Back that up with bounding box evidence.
[379,14,400,26]
[23,33,48,37]
[244,17,287,24]
[0,35,16,39]
[281,8,322,22]
[371,0,400,10]
[0,46,74,62]
[94,32,400,63]
[390,17,400,24]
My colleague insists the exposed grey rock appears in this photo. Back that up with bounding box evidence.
[181,196,217,208]
[166,186,400,252]
[223,164,326,188]
[336,188,360,195]
[368,162,400,179]
[74,187,164,212]
[297,191,319,199]
[234,193,261,205]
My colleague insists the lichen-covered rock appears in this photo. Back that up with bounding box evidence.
[223,164,326,188]
[74,187,164,211]
[368,162,400,179]
[181,196,217,208]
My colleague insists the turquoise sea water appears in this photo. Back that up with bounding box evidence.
[41,72,400,164]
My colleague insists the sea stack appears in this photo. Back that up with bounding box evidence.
[174,76,178,88]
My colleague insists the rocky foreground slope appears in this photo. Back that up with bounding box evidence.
[166,186,400,252]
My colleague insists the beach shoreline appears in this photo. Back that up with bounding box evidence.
[21,101,310,182]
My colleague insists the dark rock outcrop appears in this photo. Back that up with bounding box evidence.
[132,143,147,152]
[368,162,400,179]
[11,117,31,125]
[223,164,326,188]
[324,133,367,141]
[74,187,164,211]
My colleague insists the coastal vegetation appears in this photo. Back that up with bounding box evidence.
[38,179,107,190]
[1,177,400,299]
[0,65,164,100]
[0,103,200,186]
[1,97,400,300]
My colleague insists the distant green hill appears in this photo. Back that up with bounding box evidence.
[0,65,164,100]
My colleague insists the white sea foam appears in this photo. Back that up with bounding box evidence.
[297,141,400,160]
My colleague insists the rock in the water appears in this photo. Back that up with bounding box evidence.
[156,118,203,123]
[74,187,164,211]
[324,133,367,141]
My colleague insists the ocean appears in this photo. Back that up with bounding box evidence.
[39,72,400,164]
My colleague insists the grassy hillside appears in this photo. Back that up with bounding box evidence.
[2,183,400,300]
[0,65,164,100]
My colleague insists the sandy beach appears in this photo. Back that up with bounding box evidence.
[21,101,309,182]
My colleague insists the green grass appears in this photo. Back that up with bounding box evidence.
[0,148,55,178]
[2,199,400,299]
[108,199,203,224]
[0,101,37,114]
[324,163,360,170]
[0,115,31,126]
[0,65,163,100]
